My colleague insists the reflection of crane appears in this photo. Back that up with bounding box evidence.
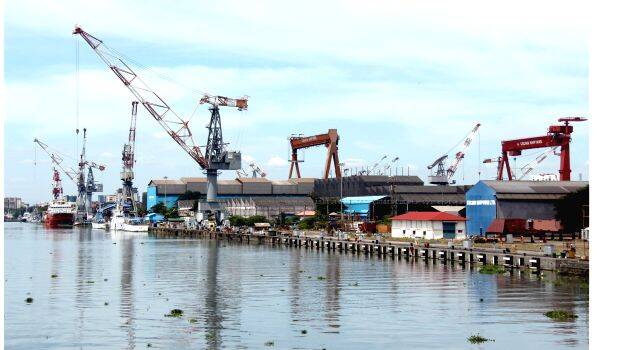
[74,26,247,218]
[288,129,340,179]
[428,123,481,185]
[497,117,587,181]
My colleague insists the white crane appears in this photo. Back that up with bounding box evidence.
[382,157,400,175]
[428,123,481,185]
[359,155,387,175]
[518,147,559,180]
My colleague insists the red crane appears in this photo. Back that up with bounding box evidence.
[497,117,587,181]
[288,129,341,179]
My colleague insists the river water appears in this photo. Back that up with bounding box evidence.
[4,222,588,349]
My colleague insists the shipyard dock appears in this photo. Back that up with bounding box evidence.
[149,227,588,276]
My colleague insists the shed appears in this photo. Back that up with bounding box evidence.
[340,195,388,218]
[466,180,588,236]
[391,211,467,240]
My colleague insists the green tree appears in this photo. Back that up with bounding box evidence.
[554,185,589,234]
[150,202,167,215]
[229,215,247,227]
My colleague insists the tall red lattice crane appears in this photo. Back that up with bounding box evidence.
[497,117,587,181]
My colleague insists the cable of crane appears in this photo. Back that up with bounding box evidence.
[441,124,477,158]
[103,42,207,96]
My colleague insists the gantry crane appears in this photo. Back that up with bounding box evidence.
[288,129,341,179]
[74,26,247,217]
[496,117,587,181]
[428,123,481,185]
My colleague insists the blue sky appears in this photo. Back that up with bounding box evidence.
[3,1,589,204]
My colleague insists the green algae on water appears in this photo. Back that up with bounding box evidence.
[544,310,578,321]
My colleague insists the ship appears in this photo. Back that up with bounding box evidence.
[44,200,76,228]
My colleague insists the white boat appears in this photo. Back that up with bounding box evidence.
[108,206,149,232]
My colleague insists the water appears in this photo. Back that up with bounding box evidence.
[4,222,588,349]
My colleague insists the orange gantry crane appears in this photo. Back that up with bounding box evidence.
[288,129,341,180]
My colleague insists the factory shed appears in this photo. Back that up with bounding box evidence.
[222,196,315,218]
[390,212,467,240]
[340,196,388,219]
[466,180,588,236]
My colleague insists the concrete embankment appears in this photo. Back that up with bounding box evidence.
[148,227,588,276]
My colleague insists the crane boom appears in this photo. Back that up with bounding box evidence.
[34,138,78,184]
[518,147,558,180]
[75,26,246,211]
[428,122,480,185]
[447,123,481,179]
[73,26,208,169]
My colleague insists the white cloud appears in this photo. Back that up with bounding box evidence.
[3,0,589,202]
[241,154,254,163]
[267,156,288,167]
[101,152,115,158]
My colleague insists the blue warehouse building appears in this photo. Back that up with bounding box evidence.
[465,180,588,236]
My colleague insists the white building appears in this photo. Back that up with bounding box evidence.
[391,212,467,240]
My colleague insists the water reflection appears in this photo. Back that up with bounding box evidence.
[3,223,589,350]
[119,236,136,349]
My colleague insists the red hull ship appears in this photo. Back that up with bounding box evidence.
[44,212,75,228]
[44,200,76,228]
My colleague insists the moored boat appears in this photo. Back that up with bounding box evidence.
[44,200,76,228]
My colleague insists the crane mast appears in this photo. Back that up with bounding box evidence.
[52,168,64,200]
[121,101,139,213]
[75,128,105,223]
[74,26,246,215]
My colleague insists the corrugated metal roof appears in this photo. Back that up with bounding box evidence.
[237,177,271,183]
[496,193,565,200]
[149,179,185,186]
[180,177,206,183]
[395,193,466,204]
[391,211,466,221]
[482,180,588,194]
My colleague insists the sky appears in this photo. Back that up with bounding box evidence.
[3,0,589,204]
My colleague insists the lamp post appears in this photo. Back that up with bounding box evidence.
[163,176,168,209]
